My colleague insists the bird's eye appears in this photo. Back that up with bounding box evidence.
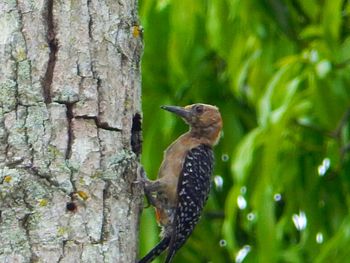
[194,105,204,114]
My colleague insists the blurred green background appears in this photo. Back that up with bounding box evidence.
[138,0,350,262]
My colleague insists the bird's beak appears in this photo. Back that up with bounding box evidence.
[161,105,191,120]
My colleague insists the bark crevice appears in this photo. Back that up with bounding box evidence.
[75,116,122,132]
[57,240,67,263]
[22,106,34,164]
[100,180,111,243]
[22,192,35,262]
[65,103,74,160]
[42,0,58,104]
[26,164,60,188]
[87,0,93,39]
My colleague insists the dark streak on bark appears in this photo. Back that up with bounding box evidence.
[75,116,122,131]
[100,180,111,242]
[95,123,103,175]
[23,106,35,164]
[131,113,142,156]
[42,0,58,104]
[12,53,20,113]
[24,164,60,187]
[89,60,104,131]
[57,240,68,263]
[87,0,93,39]
[3,114,10,162]
[76,61,81,77]
[65,103,74,159]
[4,158,25,168]
[96,77,102,116]
[22,195,36,262]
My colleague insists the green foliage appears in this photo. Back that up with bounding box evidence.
[139,0,350,262]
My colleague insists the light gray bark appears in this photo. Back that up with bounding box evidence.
[0,0,143,262]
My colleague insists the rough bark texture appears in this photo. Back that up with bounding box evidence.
[0,0,143,262]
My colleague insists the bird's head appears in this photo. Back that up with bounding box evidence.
[161,103,223,145]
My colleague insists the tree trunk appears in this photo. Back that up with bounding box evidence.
[0,0,143,262]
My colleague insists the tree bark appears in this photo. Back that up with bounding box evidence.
[0,0,143,262]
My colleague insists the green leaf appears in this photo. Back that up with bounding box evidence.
[232,128,263,184]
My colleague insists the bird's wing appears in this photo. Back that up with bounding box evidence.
[165,144,214,263]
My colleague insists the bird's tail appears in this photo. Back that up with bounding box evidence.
[138,236,171,263]
[164,250,176,263]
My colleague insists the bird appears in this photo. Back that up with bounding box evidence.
[138,103,222,263]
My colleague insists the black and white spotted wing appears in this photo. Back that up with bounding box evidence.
[165,144,214,263]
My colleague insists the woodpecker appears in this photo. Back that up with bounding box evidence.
[139,103,222,263]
